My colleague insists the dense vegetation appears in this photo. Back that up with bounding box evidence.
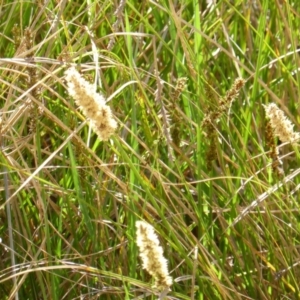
[1,1,300,299]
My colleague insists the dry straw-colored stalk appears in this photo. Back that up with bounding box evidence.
[263,103,300,144]
[107,0,126,50]
[136,221,172,291]
[65,67,117,141]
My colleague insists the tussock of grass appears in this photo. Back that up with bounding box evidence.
[1,1,300,299]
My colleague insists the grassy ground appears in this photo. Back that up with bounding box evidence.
[1,0,300,299]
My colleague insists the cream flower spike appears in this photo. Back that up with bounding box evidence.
[65,67,117,140]
[136,221,172,291]
[263,103,300,144]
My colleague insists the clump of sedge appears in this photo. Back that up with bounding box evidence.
[264,118,283,176]
[201,78,245,170]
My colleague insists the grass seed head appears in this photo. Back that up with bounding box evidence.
[263,103,300,144]
[65,67,117,140]
[136,221,172,290]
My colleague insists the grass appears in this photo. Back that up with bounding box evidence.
[1,0,300,299]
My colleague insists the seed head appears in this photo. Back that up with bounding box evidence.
[65,67,117,140]
[136,221,172,290]
[263,103,299,144]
